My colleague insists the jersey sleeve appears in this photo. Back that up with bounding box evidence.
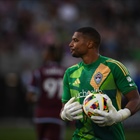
[112,61,137,95]
[61,70,71,103]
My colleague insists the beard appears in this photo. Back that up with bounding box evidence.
[71,52,80,58]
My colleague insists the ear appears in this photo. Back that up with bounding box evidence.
[87,41,94,49]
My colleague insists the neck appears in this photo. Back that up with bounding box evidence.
[82,53,99,64]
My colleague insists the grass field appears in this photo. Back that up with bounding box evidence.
[0,125,140,140]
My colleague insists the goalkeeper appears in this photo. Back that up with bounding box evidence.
[60,27,140,140]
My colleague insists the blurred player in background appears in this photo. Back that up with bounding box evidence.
[27,45,66,140]
[60,27,140,140]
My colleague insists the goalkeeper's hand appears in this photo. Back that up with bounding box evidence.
[60,97,83,121]
[91,98,131,127]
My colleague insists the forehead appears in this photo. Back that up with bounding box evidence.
[72,32,86,39]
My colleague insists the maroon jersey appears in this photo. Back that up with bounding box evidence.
[28,62,65,123]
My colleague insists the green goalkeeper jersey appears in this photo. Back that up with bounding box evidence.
[62,55,137,140]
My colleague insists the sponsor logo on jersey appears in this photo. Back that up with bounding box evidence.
[76,89,95,99]
[94,72,103,84]
[76,89,93,99]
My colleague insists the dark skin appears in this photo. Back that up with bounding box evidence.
[61,32,140,116]
[69,32,99,64]
[124,90,140,115]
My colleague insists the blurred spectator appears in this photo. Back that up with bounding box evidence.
[0,72,28,118]
[57,2,79,22]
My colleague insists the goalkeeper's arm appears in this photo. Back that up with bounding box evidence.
[60,97,83,121]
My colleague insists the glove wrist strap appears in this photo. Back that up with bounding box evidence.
[117,108,131,122]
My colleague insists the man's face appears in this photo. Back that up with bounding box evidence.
[69,32,90,58]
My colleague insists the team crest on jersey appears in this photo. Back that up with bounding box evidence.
[94,72,103,84]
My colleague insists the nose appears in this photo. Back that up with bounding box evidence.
[69,41,73,48]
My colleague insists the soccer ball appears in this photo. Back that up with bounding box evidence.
[83,93,109,117]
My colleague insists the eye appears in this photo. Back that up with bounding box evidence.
[73,38,78,42]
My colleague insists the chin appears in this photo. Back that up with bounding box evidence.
[72,54,80,58]
[71,52,80,58]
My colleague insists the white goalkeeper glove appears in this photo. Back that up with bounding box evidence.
[60,97,83,121]
[91,98,131,127]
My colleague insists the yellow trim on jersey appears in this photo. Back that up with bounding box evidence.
[106,59,129,76]
[116,90,122,110]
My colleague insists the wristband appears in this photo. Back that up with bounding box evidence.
[117,108,131,122]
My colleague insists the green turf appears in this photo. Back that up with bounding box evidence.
[0,127,36,140]
[0,126,140,140]
[125,130,140,140]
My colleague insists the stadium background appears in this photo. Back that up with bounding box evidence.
[0,0,140,139]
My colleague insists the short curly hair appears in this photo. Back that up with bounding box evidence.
[76,27,101,48]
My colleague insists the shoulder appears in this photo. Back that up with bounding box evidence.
[65,62,82,73]
[105,58,127,69]
[101,55,126,68]
[102,57,129,76]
